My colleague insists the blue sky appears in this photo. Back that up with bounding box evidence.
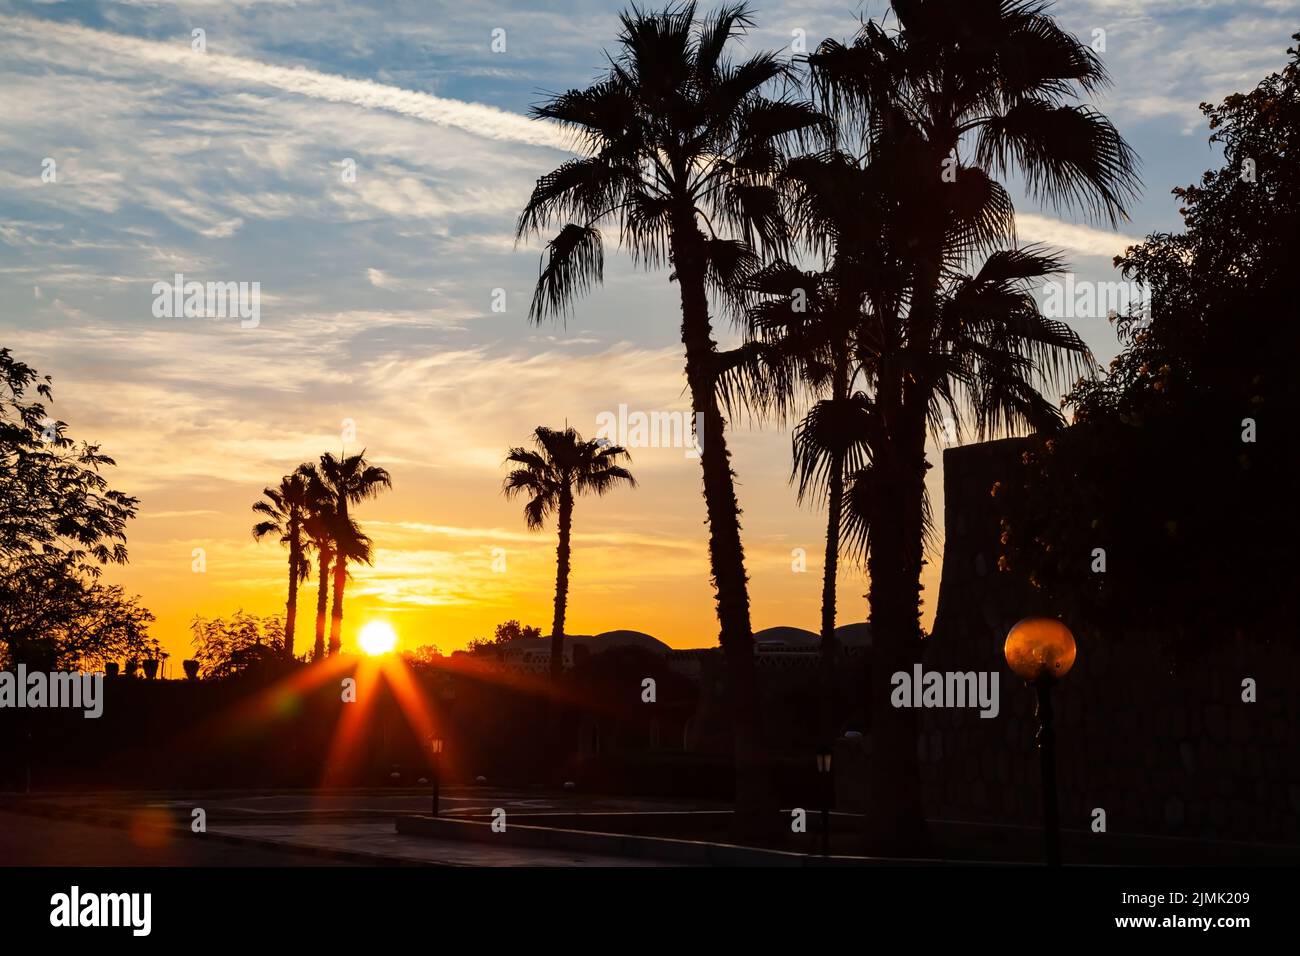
[1,0,1296,657]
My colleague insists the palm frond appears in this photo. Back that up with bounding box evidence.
[975,100,1141,227]
[791,393,876,504]
[529,223,605,322]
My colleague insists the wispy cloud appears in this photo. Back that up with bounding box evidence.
[1,0,1281,657]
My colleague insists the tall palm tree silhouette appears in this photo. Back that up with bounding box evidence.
[516,1,823,827]
[807,0,1138,846]
[298,480,374,664]
[251,472,312,660]
[503,426,636,681]
[746,147,895,747]
[300,500,334,664]
[313,451,390,656]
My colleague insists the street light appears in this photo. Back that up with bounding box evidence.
[427,735,444,817]
[1004,617,1077,867]
[815,746,833,857]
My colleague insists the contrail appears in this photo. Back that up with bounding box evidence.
[1017,213,1141,259]
[0,14,569,151]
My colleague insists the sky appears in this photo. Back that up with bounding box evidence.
[1,0,1295,663]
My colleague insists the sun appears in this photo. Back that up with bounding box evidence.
[358,620,399,657]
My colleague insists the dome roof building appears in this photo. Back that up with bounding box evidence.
[753,626,819,647]
[499,623,869,672]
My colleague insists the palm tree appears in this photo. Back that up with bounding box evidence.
[251,472,312,660]
[301,512,333,663]
[302,510,374,662]
[313,451,391,655]
[502,426,636,681]
[807,2,1138,846]
[755,287,877,747]
[326,510,373,649]
[746,148,901,746]
[515,1,824,828]
[299,480,336,664]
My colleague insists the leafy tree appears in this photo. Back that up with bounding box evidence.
[999,35,1300,650]
[401,644,443,667]
[0,557,154,670]
[0,348,152,669]
[503,426,636,680]
[467,620,543,658]
[189,612,288,679]
[0,348,137,571]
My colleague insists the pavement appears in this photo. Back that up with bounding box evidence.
[138,787,718,823]
[207,822,684,866]
[0,809,356,866]
[3,787,1295,866]
[0,787,704,867]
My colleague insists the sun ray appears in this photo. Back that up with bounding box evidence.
[319,654,383,787]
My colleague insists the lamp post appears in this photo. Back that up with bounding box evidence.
[815,746,833,857]
[1004,617,1077,867]
[428,735,444,817]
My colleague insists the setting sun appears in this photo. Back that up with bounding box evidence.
[358,620,398,657]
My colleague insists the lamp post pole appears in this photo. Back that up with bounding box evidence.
[816,747,833,857]
[1004,616,1077,869]
[429,737,443,817]
[1034,678,1061,867]
[820,797,830,857]
[431,758,439,817]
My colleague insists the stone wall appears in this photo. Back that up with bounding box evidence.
[919,438,1300,844]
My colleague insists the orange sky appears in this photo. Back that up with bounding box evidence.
[0,1,1191,668]
[81,358,947,664]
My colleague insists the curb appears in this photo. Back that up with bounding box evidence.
[394,813,964,867]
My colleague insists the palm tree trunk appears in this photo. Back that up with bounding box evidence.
[549,488,573,681]
[864,223,941,848]
[313,553,330,662]
[818,449,844,747]
[864,420,928,851]
[284,539,299,661]
[329,556,345,656]
[818,350,851,748]
[670,207,772,834]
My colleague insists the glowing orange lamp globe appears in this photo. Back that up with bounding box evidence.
[1004,617,1077,682]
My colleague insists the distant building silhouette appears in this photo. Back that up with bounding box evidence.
[495,624,872,675]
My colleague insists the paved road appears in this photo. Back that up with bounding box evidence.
[144,786,714,820]
[0,809,355,866]
[6,789,1295,865]
[0,790,696,866]
[208,822,685,866]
